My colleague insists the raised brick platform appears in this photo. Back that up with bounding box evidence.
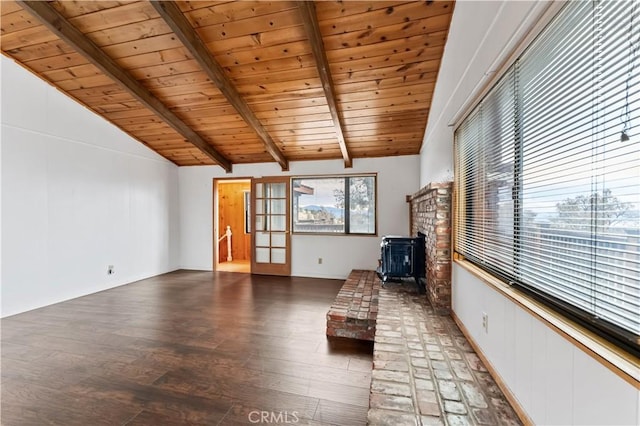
[326,269,380,341]
[367,282,522,425]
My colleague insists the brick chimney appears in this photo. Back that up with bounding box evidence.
[408,182,453,314]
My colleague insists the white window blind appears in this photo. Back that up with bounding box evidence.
[455,69,516,277]
[455,0,640,354]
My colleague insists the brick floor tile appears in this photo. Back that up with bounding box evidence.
[374,360,409,372]
[412,367,432,380]
[371,379,412,398]
[444,348,463,360]
[421,415,445,426]
[367,409,418,426]
[444,400,468,415]
[379,330,403,338]
[416,389,438,403]
[377,324,401,332]
[409,350,426,358]
[438,335,454,346]
[423,334,439,344]
[418,400,441,417]
[405,335,421,343]
[430,360,448,369]
[472,407,498,425]
[475,371,503,398]
[437,380,462,401]
[374,336,406,345]
[374,350,406,362]
[491,397,524,426]
[461,383,488,408]
[464,352,487,372]
[433,368,454,380]
[414,378,435,391]
[369,393,414,413]
[451,360,474,381]
[375,343,404,353]
[428,351,445,360]
[454,336,474,351]
[447,413,472,426]
[411,358,430,368]
[372,369,411,383]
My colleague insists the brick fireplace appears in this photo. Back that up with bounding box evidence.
[408,182,453,314]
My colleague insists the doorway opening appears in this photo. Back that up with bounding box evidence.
[214,178,251,273]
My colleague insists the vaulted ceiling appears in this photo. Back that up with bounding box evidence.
[1,1,454,171]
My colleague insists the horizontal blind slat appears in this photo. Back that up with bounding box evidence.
[454,0,640,342]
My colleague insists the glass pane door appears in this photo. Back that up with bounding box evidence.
[251,177,291,276]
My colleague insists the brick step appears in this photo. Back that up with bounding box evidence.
[326,269,380,341]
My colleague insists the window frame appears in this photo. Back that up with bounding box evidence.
[291,174,378,236]
[453,0,640,358]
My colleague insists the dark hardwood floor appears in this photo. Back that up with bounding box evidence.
[1,271,374,425]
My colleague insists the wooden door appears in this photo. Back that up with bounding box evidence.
[251,177,291,276]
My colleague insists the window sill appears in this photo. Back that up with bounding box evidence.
[454,257,640,388]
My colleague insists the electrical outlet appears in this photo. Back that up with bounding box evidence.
[108,265,115,275]
[318,258,323,265]
[482,312,488,333]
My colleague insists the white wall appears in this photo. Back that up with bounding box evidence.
[420,1,549,185]
[1,57,180,317]
[424,2,639,424]
[179,156,420,279]
[453,265,639,425]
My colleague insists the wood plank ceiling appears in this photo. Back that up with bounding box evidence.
[1,1,454,171]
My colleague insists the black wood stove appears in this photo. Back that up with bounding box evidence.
[377,233,426,293]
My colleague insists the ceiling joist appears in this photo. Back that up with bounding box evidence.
[298,1,352,168]
[17,0,233,172]
[3,1,455,167]
[151,1,289,172]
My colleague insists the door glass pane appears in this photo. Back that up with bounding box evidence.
[256,247,270,263]
[271,183,286,198]
[255,199,264,214]
[271,232,286,247]
[255,183,263,198]
[256,231,270,247]
[270,199,285,214]
[271,215,286,231]
[255,215,264,231]
[271,248,286,264]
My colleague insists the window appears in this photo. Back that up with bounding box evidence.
[455,1,639,355]
[292,175,376,234]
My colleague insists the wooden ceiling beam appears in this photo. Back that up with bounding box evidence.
[17,0,233,172]
[151,1,289,171]
[297,1,352,168]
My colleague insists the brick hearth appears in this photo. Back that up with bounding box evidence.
[368,282,522,425]
[327,271,522,424]
[326,269,380,341]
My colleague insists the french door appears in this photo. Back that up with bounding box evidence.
[251,177,291,275]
